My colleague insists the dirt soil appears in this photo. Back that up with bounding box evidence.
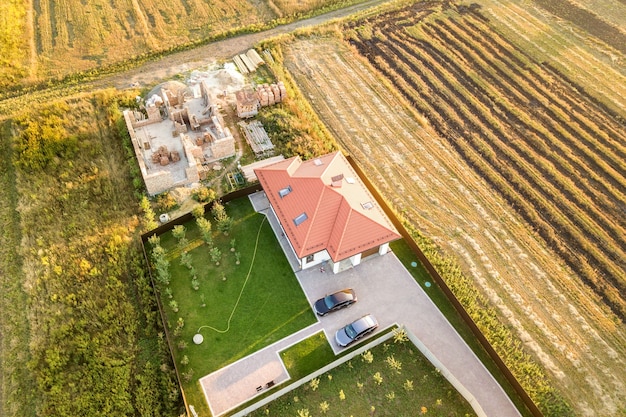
[283,34,626,416]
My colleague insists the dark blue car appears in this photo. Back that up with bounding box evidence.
[314,288,357,316]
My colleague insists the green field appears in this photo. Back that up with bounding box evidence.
[0,91,183,417]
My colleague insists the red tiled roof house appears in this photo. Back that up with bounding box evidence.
[254,152,401,273]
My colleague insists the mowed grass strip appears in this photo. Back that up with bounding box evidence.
[252,334,477,417]
[280,331,336,381]
[156,197,316,413]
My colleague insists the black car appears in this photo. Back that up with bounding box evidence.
[335,314,379,347]
[313,288,357,316]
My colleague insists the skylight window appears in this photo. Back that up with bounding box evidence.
[345,177,355,184]
[293,212,308,226]
[278,185,292,198]
[313,158,323,166]
[361,201,374,210]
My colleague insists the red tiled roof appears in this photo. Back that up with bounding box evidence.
[255,152,401,262]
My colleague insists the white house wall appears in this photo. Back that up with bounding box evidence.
[300,250,331,270]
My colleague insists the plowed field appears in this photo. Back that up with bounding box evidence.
[282,1,626,415]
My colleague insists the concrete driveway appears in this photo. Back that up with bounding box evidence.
[296,253,521,417]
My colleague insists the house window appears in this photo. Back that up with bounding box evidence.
[294,212,308,226]
[278,185,292,198]
[306,254,314,263]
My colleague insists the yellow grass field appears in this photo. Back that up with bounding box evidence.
[0,0,361,90]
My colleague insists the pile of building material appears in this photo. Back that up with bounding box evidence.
[239,120,274,157]
[233,49,265,74]
[256,82,287,107]
[151,145,179,166]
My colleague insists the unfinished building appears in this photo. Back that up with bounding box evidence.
[123,80,235,195]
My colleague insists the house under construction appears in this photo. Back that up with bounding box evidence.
[123,80,235,195]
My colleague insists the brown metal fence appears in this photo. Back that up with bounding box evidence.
[345,155,543,417]
[140,161,543,417]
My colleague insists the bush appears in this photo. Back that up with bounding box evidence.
[156,192,178,212]
[193,186,216,203]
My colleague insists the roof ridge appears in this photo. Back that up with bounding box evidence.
[300,177,328,254]
[330,197,353,260]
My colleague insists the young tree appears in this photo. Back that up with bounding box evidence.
[196,217,213,245]
[191,204,205,219]
[172,225,186,241]
[210,247,221,265]
[140,196,158,231]
[180,251,192,268]
[211,201,226,222]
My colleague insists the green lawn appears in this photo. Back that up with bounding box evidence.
[153,197,317,415]
[251,333,477,417]
[280,331,336,382]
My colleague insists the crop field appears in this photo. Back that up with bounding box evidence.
[280,1,626,415]
[0,0,364,90]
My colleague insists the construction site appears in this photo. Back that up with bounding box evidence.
[123,78,236,195]
[123,51,288,196]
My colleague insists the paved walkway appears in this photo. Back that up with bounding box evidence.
[198,194,521,416]
[199,323,323,416]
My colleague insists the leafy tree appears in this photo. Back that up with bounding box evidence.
[191,204,205,219]
[140,196,158,231]
[196,217,212,245]
[209,247,221,265]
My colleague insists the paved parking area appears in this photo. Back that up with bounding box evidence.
[199,323,323,416]
[297,254,520,417]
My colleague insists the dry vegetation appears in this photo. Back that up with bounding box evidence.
[0,92,183,417]
[278,1,625,415]
[0,0,31,86]
[0,0,366,91]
